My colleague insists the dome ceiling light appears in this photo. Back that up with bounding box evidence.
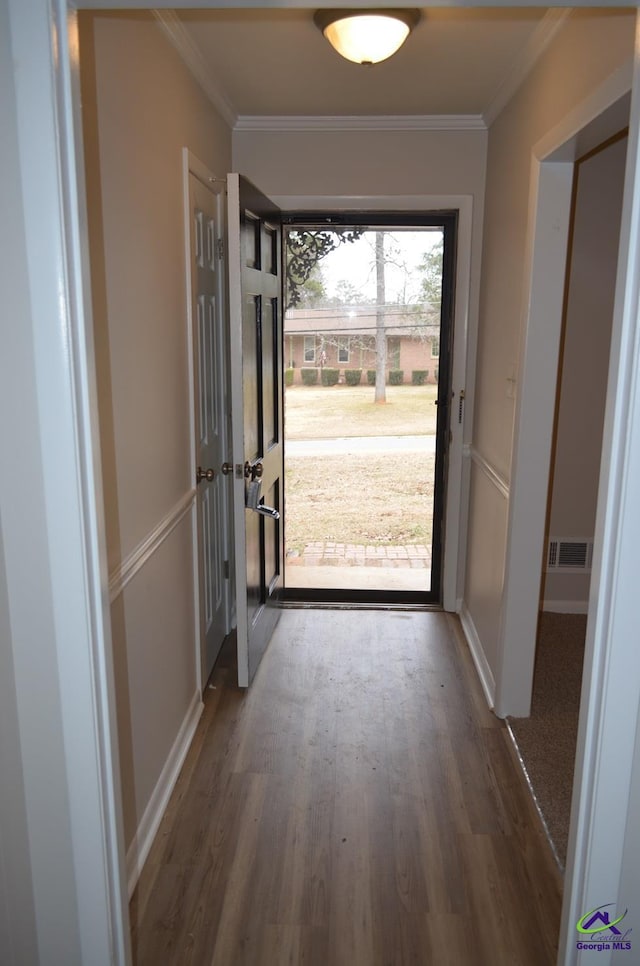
[314,9,421,65]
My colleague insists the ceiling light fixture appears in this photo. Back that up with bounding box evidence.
[314,9,421,65]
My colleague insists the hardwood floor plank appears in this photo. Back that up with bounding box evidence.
[130,610,562,965]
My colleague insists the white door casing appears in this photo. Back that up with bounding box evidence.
[272,192,476,613]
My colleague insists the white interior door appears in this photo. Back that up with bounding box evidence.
[188,169,229,682]
[227,174,284,687]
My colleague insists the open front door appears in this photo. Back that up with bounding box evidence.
[227,174,284,687]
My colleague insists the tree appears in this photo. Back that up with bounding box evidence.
[295,263,326,308]
[416,237,444,356]
[285,228,443,401]
[330,279,366,305]
[285,227,363,310]
[419,237,444,307]
[374,232,387,404]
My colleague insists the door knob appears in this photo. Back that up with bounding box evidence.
[243,461,263,481]
[196,467,215,484]
[221,462,233,475]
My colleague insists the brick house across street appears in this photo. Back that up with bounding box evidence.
[284,306,441,384]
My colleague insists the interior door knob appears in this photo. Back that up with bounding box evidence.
[244,460,264,481]
[221,462,233,475]
[196,467,215,484]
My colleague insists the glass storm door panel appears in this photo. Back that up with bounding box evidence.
[282,218,455,606]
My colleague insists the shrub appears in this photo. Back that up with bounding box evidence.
[301,367,319,386]
[366,369,377,385]
[285,368,294,387]
[345,369,363,386]
[389,369,404,385]
[411,370,428,386]
[321,367,340,387]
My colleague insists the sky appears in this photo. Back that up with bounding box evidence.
[310,228,442,305]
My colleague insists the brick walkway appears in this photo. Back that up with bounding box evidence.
[286,542,431,568]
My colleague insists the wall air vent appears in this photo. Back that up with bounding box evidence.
[546,537,593,573]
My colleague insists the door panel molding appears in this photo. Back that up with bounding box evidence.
[184,150,231,685]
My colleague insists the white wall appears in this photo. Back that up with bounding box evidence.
[465,9,635,690]
[79,11,232,865]
[234,122,487,610]
[233,126,487,202]
[544,135,627,610]
[232,127,487,361]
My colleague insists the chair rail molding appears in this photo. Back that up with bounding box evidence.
[109,491,196,602]
[465,443,510,501]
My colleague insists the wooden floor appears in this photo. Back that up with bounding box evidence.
[130,610,562,966]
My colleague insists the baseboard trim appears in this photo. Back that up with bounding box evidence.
[542,599,589,615]
[459,603,496,709]
[125,690,203,897]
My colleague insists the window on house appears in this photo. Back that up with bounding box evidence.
[338,337,350,364]
[431,337,440,358]
[304,336,316,363]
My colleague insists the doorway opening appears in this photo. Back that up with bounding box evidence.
[507,129,628,869]
[282,212,457,605]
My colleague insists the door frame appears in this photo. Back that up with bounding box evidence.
[273,193,478,613]
[495,73,634,719]
[487,51,640,966]
[280,209,459,607]
[7,1,640,963]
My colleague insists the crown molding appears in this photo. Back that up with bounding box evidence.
[483,8,572,127]
[153,5,566,136]
[234,115,487,133]
[153,9,237,129]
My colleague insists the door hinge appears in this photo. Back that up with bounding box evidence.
[223,560,230,579]
[217,238,225,261]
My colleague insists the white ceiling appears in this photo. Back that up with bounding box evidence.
[172,7,556,119]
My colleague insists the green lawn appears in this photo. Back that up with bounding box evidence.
[284,384,437,552]
[284,384,438,440]
[285,452,435,551]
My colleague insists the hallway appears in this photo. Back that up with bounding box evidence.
[130,610,561,965]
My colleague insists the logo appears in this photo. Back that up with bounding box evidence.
[576,904,632,952]
[578,904,627,935]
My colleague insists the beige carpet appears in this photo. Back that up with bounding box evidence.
[508,612,587,869]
